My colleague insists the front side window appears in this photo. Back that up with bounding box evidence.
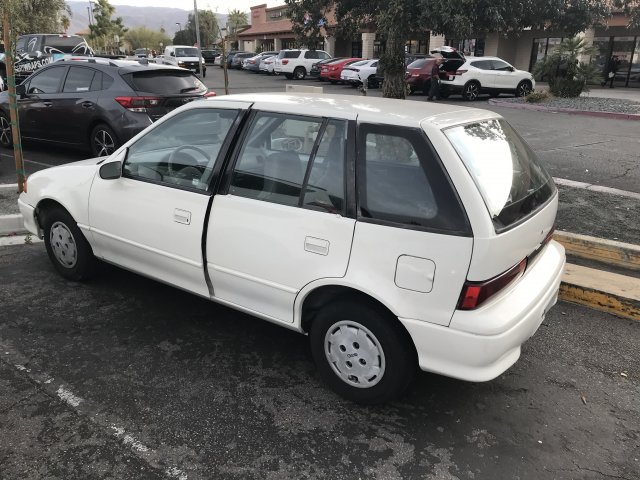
[123,108,240,191]
[491,60,512,71]
[230,113,347,213]
[27,66,66,94]
[471,60,492,70]
[444,118,554,231]
[358,124,469,234]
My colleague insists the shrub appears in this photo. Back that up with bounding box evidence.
[549,78,584,97]
[523,90,551,103]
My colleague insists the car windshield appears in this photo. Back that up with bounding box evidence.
[125,70,206,95]
[175,48,199,57]
[407,59,431,68]
[444,118,555,231]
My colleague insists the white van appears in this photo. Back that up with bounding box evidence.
[163,45,206,77]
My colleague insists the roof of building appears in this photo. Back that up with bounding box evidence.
[237,19,294,37]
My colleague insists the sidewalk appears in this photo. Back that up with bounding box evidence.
[536,82,640,101]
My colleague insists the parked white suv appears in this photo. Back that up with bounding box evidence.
[440,56,534,100]
[18,93,564,404]
[274,49,331,80]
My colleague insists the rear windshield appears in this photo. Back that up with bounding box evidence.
[125,70,206,95]
[407,59,431,69]
[444,119,555,231]
[175,48,199,57]
[44,36,87,53]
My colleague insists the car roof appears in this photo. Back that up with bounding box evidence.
[207,93,499,129]
[55,58,190,74]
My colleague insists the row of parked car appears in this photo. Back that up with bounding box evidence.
[219,47,536,101]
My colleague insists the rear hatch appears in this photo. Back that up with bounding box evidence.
[430,46,466,76]
[442,118,557,302]
[120,69,208,121]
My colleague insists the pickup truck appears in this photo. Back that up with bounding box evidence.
[1,34,93,85]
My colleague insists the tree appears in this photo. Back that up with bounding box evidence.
[172,10,219,48]
[286,0,639,99]
[0,0,69,34]
[60,14,71,33]
[533,37,600,97]
[89,0,127,55]
[227,9,248,49]
[125,27,170,51]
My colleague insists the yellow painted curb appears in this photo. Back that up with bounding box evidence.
[560,264,640,321]
[554,231,640,272]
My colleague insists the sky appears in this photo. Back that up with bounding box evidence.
[108,0,271,13]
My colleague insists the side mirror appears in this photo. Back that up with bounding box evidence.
[99,161,122,180]
[170,51,175,57]
[509,66,515,72]
[15,84,26,97]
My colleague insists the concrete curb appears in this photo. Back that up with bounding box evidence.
[488,98,640,121]
[0,214,27,236]
[560,264,640,321]
[554,230,640,272]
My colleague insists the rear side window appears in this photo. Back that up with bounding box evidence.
[123,71,206,95]
[471,60,493,70]
[280,51,300,59]
[444,119,555,231]
[357,124,470,235]
[63,67,95,93]
[230,113,347,214]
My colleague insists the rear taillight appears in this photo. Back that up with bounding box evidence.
[115,96,161,113]
[457,259,527,310]
[455,69,467,75]
[282,59,289,65]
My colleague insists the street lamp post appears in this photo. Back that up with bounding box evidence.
[193,0,204,77]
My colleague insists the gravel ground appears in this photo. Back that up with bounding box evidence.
[0,188,19,215]
[497,95,640,114]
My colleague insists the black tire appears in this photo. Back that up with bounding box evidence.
[310,300,416,404]
[367,76,379,89]
[43,207,97,281]
[284,73,293,80]
[90,123,119,157]
[293,67,306,80]
[0,112,12,149]
[515,80,532,97]
[462,81,481,101]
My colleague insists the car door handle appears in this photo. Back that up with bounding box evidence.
[173,208,191,225]
[304,236,329,256]
[81,101,93,108]
[43,101,52,107]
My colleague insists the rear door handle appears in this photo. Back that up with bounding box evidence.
[81,101,93,108]
[173,208,191,225]
[43,101,52,107]
[304,236,329,256]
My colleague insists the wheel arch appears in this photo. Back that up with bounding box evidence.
[297,283,418,357]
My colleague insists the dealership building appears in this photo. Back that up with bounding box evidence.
[237,4,639,88]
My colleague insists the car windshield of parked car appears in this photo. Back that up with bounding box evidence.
[124,70,206,95]
[407,59,431,68]
[444,119,554,231]
[45,35,86,53]
[175,48,199,57]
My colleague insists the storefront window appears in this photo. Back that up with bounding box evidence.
[591,36,639,88]
[612,36,636,86]
[630,39,640,88]
[351,41,362,57]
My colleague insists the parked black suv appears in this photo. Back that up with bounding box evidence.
[0,58,214,157]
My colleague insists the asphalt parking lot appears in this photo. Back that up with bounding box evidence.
[1,66,639,480]
[1,243,639,480]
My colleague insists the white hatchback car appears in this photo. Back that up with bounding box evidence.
[440,56,535,100]
[18,93,564,404]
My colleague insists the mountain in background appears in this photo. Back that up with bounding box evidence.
[66,1,231,38]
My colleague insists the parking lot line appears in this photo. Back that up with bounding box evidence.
[553,177,640,200]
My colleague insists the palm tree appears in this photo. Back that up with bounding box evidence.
[227,9,248,49]
[60,14,70,33]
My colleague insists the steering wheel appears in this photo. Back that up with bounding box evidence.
[167,145,210,175]
[278,137,304,152]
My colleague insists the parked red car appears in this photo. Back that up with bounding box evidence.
[320,57,363,83]
[404,47,465,95]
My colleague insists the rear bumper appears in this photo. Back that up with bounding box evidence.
[400,241,565,382]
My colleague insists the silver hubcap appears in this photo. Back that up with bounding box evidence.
[466,84,478,100]
[50,221,77,268]
[0,116,11,146]
[518,84,529,96]
[94,129,115,156]
[324,321,385,388]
